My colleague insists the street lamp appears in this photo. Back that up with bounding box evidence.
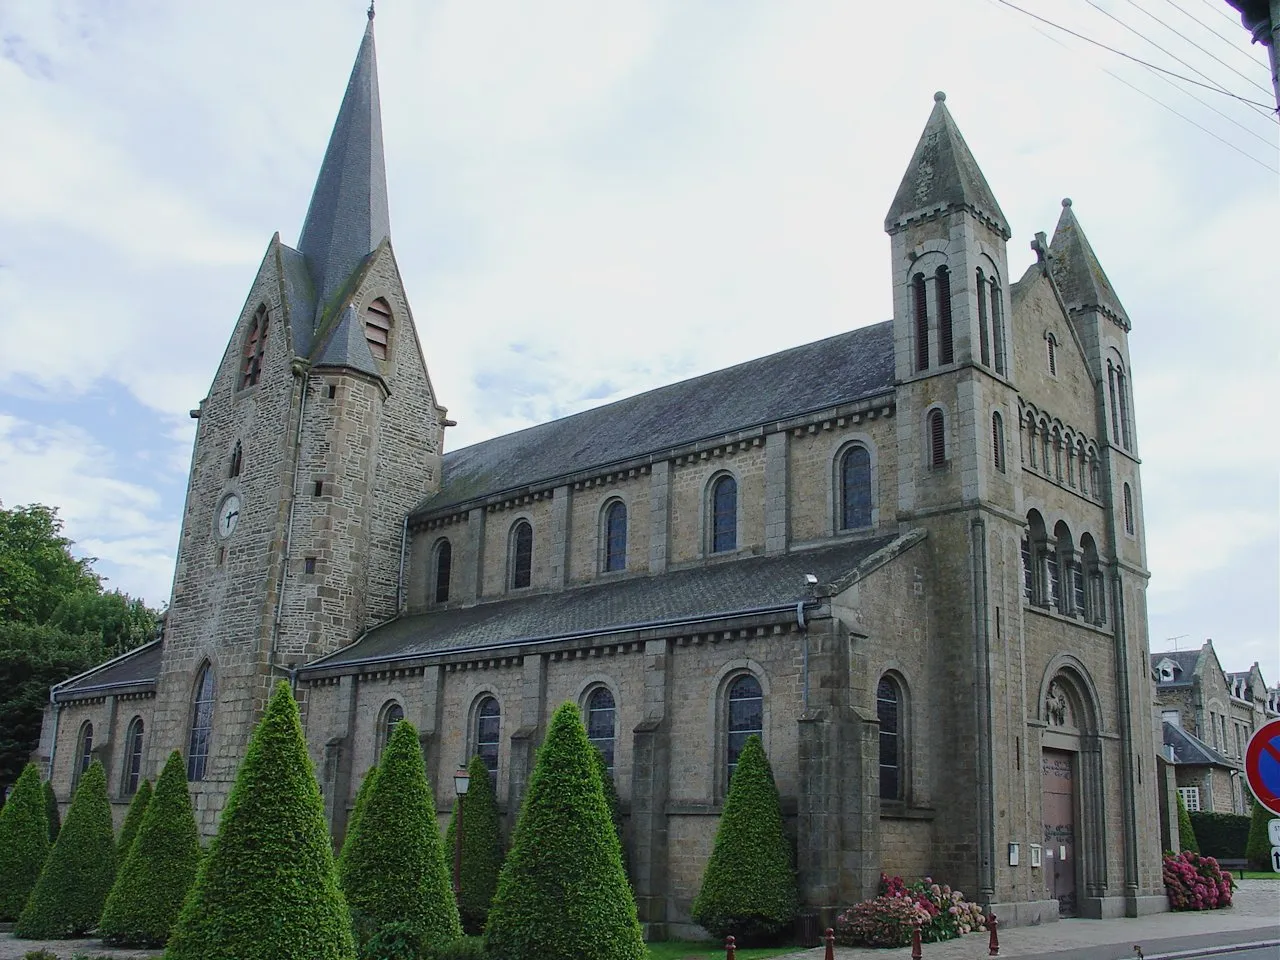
[452,767,470,899]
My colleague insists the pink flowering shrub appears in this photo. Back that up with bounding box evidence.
[1163,852,1234,911]
[834,874,989,947]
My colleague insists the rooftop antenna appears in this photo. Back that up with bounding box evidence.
[1166,634,1188,652]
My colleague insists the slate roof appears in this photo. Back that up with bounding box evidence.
[51,640,163,703]
[413,320,895,517]
[1048,199,1130,329]
[296,13,390,326]
[313,302,382,379]
[278,242,318,357]
[300,533,907,674]
[1161,721,1233,769]
[884,92,1010,238]
[1151,649,1200,687]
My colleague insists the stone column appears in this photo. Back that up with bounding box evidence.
[1110,572,1141,915]
[649,461,670,574]
[506,654,547,833]
[764,432,789,554]
[321,674,359,846]
[416,666,442,803]
[461,507,486,602]
[630,638,671,936]
[549,485,571,588]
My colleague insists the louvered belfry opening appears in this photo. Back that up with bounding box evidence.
[365,298,392,360]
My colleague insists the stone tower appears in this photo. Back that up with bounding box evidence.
[147,11,447,831]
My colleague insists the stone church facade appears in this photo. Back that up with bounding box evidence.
[38,13,1168,932]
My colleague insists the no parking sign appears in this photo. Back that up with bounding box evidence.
[1244,718,1280,873]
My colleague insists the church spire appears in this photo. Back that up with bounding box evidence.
[297,12,389,310]
[885,92,1010,239]
[1047,198,1130,330]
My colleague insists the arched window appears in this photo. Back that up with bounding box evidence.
[877,676,903,801]
[364,298,393,362]
[75,721,94,786]
[710,475,737,553]
[991,412,1005,473]
[928,409,946,468]
[586,687,616,771]
[1054,520,1074,615]
[936,266,954,365]
[475,696,500,778]
[433,539,452,604]
[1118,369,1132,449]
[913,273,930,372]
[509,520,533,589]
[1107,361,1121,443]
[1025,415,1037,469]
[123,717,145,796]
[379,701,404,758]
[1046,333,1058,376]
[603,501,627,573]
[976,268,991,366]
[990,282,1006,375]
[840,445,873,530]
[187,663,215,782]
[1123,483,1135,535]
[1081,534,1106,625]
[240,305,269,389]
[229,441,243,479]
[1024,510,1049,605]
[726,674,763,786]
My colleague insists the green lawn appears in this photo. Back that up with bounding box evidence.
[1235,870,1280,879]
[647,943,800,960]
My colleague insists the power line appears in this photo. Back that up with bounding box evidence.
[1157,0,1273,70]
[1191,0,1244,28]
[992,0,1278,113]
[1111,0,1275,99]
[989,0,1279,174]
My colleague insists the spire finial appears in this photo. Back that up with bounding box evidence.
[367,1,375,20]
[1062,197,1072,208]
[934,90,946,103]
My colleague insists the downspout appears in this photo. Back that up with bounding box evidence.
[797,601,810,712]
[271,360,311,675]
[47,694,62,781]
[396,515,409,614]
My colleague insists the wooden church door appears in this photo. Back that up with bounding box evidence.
[1041,749,1077,917]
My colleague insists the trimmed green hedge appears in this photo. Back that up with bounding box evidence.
[339,720,461,957]
[15,760,116,938]
[592,748,629,885]
[1188,811,1250,860]
[42,779,60,843]
[115,779,152,859]
[450,755,503,934]
[1176,792,1199,853]
[100,751,201,947]
[163,681,355,960]
[1245,799,1275,870]
[0,762,51,920]
[337,765,377,874]
[691,735,798,944]
[484,702,643,960]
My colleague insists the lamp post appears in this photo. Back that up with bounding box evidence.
[452,766,470,899]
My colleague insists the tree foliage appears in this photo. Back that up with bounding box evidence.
[47,590,158,660]
[484,702,644,960]
[164,682,354,960]
[0,503,100,626]
[691,735,798,944]
[15,760,116,938]
[451,755,503,934]
[1176,792,1199,854]
[592,747,629,884]
[116,779,153,859]
[43,779,60,843]
[1245,797,1275,870]
[0,762,51,920]
[100,752,201,947]
[337,765,378,874]
[339,720,461,956]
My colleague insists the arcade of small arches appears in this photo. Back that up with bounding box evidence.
[909,252,1008,377]
[1021,511,1108,626]
[1018,402,1103,502]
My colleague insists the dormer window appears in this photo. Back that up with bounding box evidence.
[240,306,269,389]
[365,298,392,361]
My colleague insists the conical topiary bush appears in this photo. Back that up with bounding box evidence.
[0,762,51,921]
[1244,797,1273,870]
[1177,792,1199,853]
[691,735,797,944]
[484,702,644,960]
[592,747,630,884]
[337,764,377,874]
[116,778,153,859]
[100,751,201,947]
[163,681,355,960]
[43,779,61,843]
[452,755,503,934]
[339,720,461,955]
[15,760,116,938]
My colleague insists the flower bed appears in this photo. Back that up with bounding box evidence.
[1163,851,1234,911]
[834,874,988,948]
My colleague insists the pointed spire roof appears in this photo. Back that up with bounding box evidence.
[1048,198,1130,329]
[885,92,1010,238]
[297,10,390,311]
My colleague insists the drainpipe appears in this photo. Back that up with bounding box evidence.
[47,694,62,781]
[396,515,409,614]
[270,360,311,677]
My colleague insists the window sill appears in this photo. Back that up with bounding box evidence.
[880,802,935,821]
[1023,602,1111,635]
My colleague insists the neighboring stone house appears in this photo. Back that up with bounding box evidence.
[1151,641,1278,815]
[36,12,1168,932]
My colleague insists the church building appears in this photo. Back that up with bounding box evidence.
[38,11,1168,933]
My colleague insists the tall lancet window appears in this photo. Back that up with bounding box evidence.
[240,306,269,389]
[1117,369,1132,449]
[365,298,393,361]
[990,282,1006,375]
[936,267,954,365]
[913,274,929,372]
[976,268,991,366]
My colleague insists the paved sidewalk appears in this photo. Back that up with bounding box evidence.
[776,880,1280,960]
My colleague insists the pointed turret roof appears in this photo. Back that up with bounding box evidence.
[296,9,390,312]
[1048,198,1130,330]
[885,92,1009,238]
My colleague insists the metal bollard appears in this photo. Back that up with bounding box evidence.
[824,927,835,960]
[725,935,736,960]
[987,914,999,956]
[911,925,922,960]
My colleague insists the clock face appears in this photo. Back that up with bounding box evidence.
[217,494,241,539]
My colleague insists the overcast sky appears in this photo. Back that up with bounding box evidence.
[1,1,1276,681]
